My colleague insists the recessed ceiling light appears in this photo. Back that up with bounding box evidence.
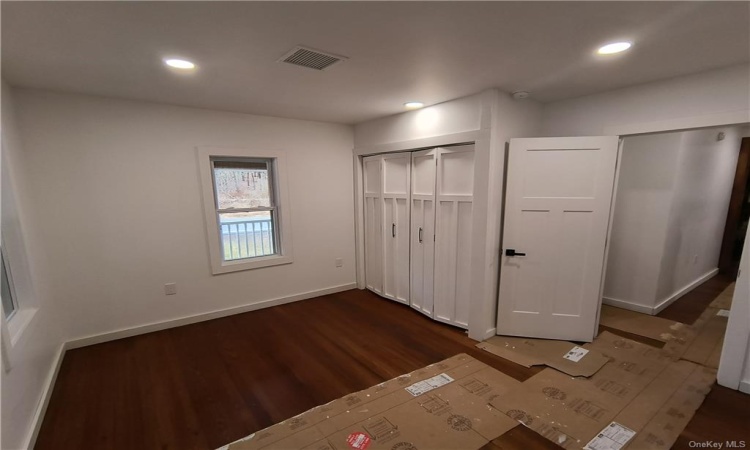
[164,58,196,69]
[597,42,632,55]
[404,102,424,110]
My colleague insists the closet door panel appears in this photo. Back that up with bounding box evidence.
[454,201,473,326]
[363,156,383,294]
[410,149,437,316]
[364,196,383,293]
[434,201,458,324]
[410,199,425,311]
[382,153,411,304]
[395,197,410,302]
[433,145,474,329]
[383,197,397,299]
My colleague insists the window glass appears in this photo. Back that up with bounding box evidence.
[1,252,16,319]
[213,161,271,210]
[219,211,275,260]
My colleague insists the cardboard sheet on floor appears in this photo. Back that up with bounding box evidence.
[476,335,609,377]
[489,331,716,450]
[709,282,735,310]
[599,305,689,343]
[680,311,728,369]
[219,354,521,450]
[658,304,729,366]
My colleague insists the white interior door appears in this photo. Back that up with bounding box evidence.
[382,153,411,304]
[363,155,383,294]
[497,136,619,342]
[434,145,474,329]
[410,149,437,317]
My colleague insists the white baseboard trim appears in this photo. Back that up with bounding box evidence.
[653,268,719,315]
[740,380,750,395]
[477,327,497,341]
[602,297,654,315]
[603,268,719,316]
[66,283,357,350]
[23,342,67,450]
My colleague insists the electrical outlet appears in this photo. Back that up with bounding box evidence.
[335,258,343,268]
[164,283,177,295]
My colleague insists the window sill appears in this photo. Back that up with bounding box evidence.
[8,307,37,347]
[212,254,293,275]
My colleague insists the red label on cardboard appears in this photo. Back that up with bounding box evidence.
[346,432,371,450]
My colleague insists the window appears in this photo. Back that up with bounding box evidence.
[1,247,17,320]
[212,159,277,260]
[199,148,293,274]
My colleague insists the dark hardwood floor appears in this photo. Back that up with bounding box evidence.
[35,277,748,450]
[658,273,735,324]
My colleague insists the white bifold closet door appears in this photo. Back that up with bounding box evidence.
[382,154,411,304]
[363,153,411,304]
[363,155,384,295]
[365,145,473,328]
[433,145,474,328]
[410,149,437,317]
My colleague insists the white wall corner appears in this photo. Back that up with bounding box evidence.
[467,89,500,341]
[652,268,719,315]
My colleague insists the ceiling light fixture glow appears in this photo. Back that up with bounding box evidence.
[164,58,196,69]
[597,42,632,55]
[404,101,424,110]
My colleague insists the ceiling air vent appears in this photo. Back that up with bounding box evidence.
[278,46,348,71]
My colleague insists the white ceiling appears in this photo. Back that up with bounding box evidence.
[2,1,748,124]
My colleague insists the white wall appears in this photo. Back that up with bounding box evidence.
[604,126,743,313]
[718,222,750,392]
[1,82,65,450]
[657,128,742,302]
[354,93,482,149]
[474,91,542,337]
[542,64,750,137]
[10,88,356,346]
[603,132,682,312]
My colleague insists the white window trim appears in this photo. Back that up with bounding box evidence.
[198,146,294,274]
[0,244,37,348]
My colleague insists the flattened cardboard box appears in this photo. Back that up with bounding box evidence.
[477,335,609,377]
[489,331,715,450]
[709,282,734,310]
[599,305,689,344]
[599,302,731,371]
[224,354,520,450]
[680,313,728,369]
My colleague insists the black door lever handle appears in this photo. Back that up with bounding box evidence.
[505,249,526,257]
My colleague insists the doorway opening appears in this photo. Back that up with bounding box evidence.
[718,137,750,279]
[603,125,749,318]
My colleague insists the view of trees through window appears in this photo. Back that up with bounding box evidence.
[213,161,276,261]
